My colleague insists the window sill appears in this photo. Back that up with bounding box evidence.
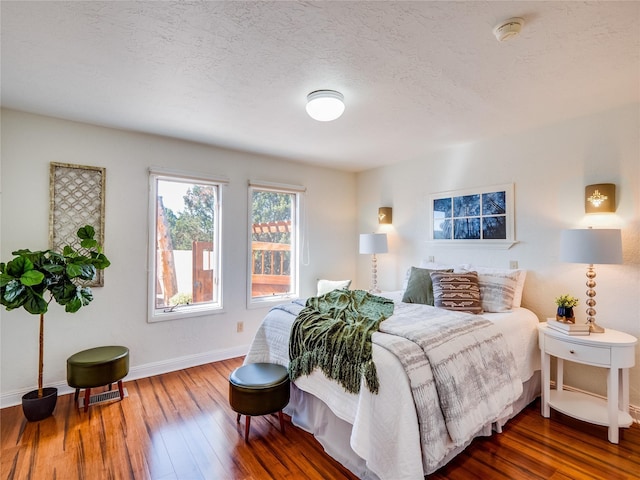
[148,304,224,323]
[247,294,298,310]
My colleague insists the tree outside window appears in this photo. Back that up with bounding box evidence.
[249,186,300,303]
[149,172,223,321]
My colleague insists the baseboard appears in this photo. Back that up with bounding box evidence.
[0,344,249,409]
[550,381,640,424]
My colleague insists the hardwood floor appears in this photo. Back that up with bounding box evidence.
[1,356,638,480]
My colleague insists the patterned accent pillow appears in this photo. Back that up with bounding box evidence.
[430,271,483,314]
[477,271,518,312]
[402,267,453,305]
[317,279,351,296]
[461,265,527,307]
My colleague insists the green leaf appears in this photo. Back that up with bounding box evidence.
[63,246,76,257]
[65,263,94,280]
[65,263,84,278]
[77,264,96,281]
[47,251,65,263]
[6,256,34,277]
[1,293,24,310]
[91,254,111,269]
[80,238,98,249]
[0,273,14,287]
[42,263,64,274]
[20,270,45,286]
[23,289,48,314]
[4,280,25,302]
[78,287,93,306]
[50,284,71,305]
[11,248,34,256]
[77,225,95,240]
[65,297,82,313]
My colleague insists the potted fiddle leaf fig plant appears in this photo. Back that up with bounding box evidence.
[0,225,110,421]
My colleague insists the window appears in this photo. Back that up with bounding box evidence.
[248,182,304,305]
[148,168,225,321]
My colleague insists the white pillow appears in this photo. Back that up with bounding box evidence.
[477,271,519,312]
[462,265,527,308]
[419,260,456,271]
[317,279,351,296]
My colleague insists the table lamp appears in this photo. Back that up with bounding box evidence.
[559,228,623,333]
[359,233,388,293]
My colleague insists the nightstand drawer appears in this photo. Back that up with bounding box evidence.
[545,336,611,365]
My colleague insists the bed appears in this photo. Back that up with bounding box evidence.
[244,266,541,480]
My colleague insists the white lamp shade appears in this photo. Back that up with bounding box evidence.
[359,233,388,254]
[559,229,622,264]
[306,90,345,122]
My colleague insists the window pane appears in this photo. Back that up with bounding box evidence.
[250,189,296,299]
[154,177,220,314]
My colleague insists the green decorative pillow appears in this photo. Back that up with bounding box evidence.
[402,267,452,305]
[430,271,483,314]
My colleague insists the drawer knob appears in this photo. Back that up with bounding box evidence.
[569,350,575,354]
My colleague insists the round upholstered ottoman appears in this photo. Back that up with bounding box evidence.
[67,346,129,412]
[228,362,290,441]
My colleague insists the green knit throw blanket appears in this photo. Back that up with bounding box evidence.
[288,289,394,394]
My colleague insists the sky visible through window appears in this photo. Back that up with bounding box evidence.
[158,180,188,213]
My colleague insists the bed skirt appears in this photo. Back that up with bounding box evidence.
[284,371,541,480]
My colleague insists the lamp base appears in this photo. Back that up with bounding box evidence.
[587,320,605,333]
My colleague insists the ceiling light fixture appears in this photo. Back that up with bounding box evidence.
[306,90,345,122]
[493,17,524,42]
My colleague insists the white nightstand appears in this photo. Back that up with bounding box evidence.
[538,322,637,443]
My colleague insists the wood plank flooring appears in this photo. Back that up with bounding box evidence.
[1,356,639,479]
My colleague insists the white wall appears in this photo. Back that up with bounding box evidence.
[0,109,357,406]
[356,104,640,409]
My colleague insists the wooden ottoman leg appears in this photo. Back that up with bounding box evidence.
[236,413,241,423]
[74,388,80,404]
[245,416,251,442]
[84,388,91,413]
[117,380,125,401]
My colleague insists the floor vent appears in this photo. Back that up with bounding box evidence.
[78,388,128,409]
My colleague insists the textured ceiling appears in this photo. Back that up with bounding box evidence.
[2,1,639,172]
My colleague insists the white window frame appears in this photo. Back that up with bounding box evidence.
[247,181,304,308]
[148,167,227,322]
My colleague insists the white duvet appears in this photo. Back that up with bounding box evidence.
[244,291,541,479]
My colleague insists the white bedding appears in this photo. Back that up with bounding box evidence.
[244,290,541,479]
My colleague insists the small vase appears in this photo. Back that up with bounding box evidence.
[556,306,575,323]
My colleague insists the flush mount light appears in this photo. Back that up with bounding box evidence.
[306,90,345,122]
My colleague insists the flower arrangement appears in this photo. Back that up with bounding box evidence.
[555,294,579,308]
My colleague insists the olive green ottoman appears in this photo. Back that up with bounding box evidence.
[67,346,129,412]
[228,363,290,441]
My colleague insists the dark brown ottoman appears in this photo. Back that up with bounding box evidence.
[228,362,290,441]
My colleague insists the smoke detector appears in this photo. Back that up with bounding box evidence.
[493,17,524,42]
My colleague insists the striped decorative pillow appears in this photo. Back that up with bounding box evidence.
[478,271,518,312]
[430,271,483,314]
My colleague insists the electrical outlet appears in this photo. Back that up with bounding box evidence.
[237,321,244,333]
[509,260,518,269]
